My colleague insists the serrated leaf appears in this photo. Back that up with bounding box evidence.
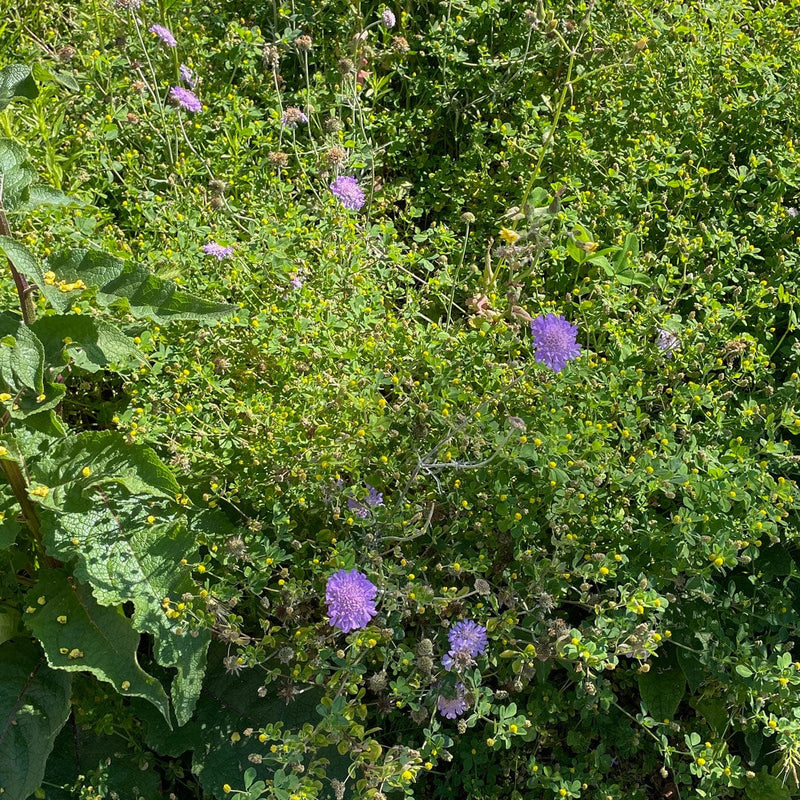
[0,637,71,800]
[31,314,140,373]
[18,184,79,212]
[0,140,36,210]
[41,495,208,725]
[24,569,171,722]
[46,248,234,322]
[0,64,38,110]
[637,645,685,722]
[27,431,181,511]
[0,236,47,291]
[0,317,44,392]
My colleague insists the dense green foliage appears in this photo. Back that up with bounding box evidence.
[2,0,800,798]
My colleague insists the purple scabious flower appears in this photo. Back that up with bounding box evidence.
[529,313,581,372]
[365,485,384,507]
[281,107,309,129]
[449,620,488,657]
[149,24,177,47]
[179,64,196,88]
[347,498,370,519]
[325,569,378,632]
[657,328,680,357]
[381,9,396,28]
[330,176,366,211]
[438,683,468,719]
[290,274,304,290]
[170,86,202,112]
[442,620,488,671]
[202,241,234,260]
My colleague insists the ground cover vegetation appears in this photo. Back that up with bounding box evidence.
[1,0,800,797]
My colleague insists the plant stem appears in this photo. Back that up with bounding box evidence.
[0,207,36,325]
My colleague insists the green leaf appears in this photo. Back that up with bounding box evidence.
[690,695,728,735]
[754,544,793,580]
[27,431,181,511]
[0,236,47,291]
[0,323,44,393]
[637,645,685,722]
[0,605,21,646]
[46,248,235,322]
[0,65,37,110]
[0,637,71,800]
[18,184,80,212]
[613,233,639,270]
[0,140,36,210]
[24,569,171,722]
[745,769,792,800]
[41,495,208,725]
[735,664,754,678]
[0,515,20,550]
[676,646,706,693]
[31,314,141,373]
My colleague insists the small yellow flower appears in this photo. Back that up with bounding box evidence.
[499,227,520,245]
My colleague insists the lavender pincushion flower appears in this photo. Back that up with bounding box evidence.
[330,176,366,211]
[149,24,177,47]
[170,86,202,112]
[529,313,581,372]
[381,9,396,28]
[325,569,378,632]
[202,241,234,260]
[442,620,488,671]
[179,64,196,88]
[448,619,488,656]
[657,328,680,357]
[281,106,309,129]
[438,683,468,719]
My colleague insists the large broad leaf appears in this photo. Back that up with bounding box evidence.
[0,317,44,393]
[24,569,171,723]
[32,314,140,373]
[0,637,71,800]
[637,645,686,723]
[0,140,36,210]
[41,496,209,725]
[17,184,78,212]
[46,248,234,322]
[745,769,792,800]
[26,431,181,511]
[0,314,66,419]
[0,64,38,110]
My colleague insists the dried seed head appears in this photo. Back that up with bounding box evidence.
[295,35,313,52]
[209,178,228,195]
[268,151,289,168]
[417,638,434,656]
[391,36,410,53]
[262,43,280,69]
[323,116,343,133]
[369,671,388,692]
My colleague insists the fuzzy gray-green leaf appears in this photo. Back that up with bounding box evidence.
[0,638,71,800]
[24,569,171,723]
